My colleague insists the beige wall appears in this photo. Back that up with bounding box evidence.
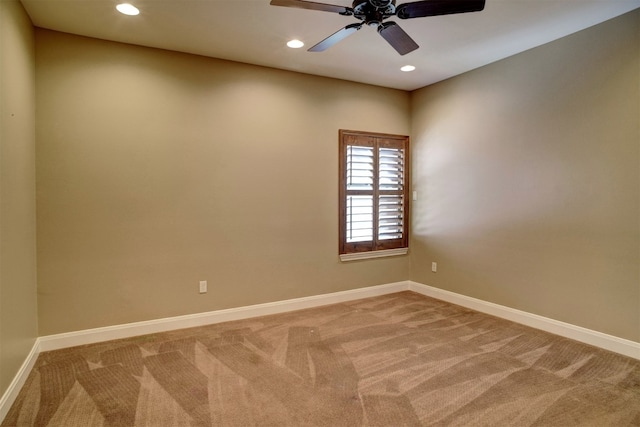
[21,6,640,343]
[0,0,38,395]
[410,10,640,341]
[35,30,411,335]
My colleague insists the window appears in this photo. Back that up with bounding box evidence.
[339,130,409,260]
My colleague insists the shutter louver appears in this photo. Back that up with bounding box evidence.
[346,146,374,190]
[346,145,374,243]
[379,148,404,190]
[346,195,373,242]
[378,194,404,240]
[378,146,404,241]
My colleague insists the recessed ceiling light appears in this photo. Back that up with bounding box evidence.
[400,65,416,72]
[116,3,139,16]
[287,39,304,49]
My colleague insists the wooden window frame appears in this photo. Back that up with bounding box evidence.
[339,129,409,258]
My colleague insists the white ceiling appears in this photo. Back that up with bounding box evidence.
[20,0,640,91]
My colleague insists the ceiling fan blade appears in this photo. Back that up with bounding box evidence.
[270,0,352,15]
[396,0,485,19]
[308,23,363,52]
[378,22,419,55]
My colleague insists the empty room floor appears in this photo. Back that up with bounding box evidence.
[3,291,640,426]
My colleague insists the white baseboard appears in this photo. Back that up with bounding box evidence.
[408,281,640,360]
[0,281,409,423]
[38,281,410,352]
[3,279,639,423]
[0,339,40,423]
[34,279,640,359]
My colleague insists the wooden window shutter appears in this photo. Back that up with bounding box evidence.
[339,130,409,255]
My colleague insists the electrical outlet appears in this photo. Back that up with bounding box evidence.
[199,280,207,294]
[432,262,437,273]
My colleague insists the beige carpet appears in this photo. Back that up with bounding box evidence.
[3,291,640,426]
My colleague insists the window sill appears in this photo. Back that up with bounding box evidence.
[339,247,408,262]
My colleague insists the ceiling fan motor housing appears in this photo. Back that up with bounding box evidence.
[352,0,396,25]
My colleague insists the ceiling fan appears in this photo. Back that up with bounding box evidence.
[270,0,486,55]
